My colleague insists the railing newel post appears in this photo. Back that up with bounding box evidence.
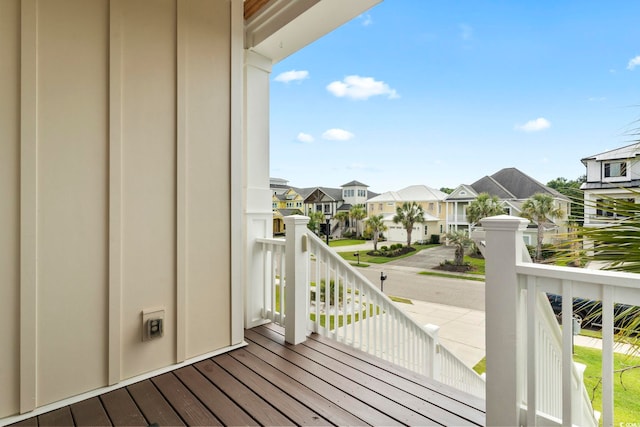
[424,324,441,382]
[283,215,310,345]
[481,215,530,427]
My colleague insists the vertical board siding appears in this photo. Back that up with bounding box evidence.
[0,0,21,418]
[35,0,110,406]
[19,0,39,414]
[120,0,178,379]
[182,0,232,360]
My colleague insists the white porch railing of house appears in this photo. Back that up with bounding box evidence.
[256,215,486,398]
[482,215,640,427]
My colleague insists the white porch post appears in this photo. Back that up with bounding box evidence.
[244,50,274,328]
[481,215,530,426]
[284,215,310,345]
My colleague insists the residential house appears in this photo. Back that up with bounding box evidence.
[580,143,640,226]
[272,188,304,235]
[366,185,447,243]
[445,168,570,245]
[293,180,376,236]
[0,0,383,421]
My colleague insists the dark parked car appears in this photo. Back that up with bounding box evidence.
[546,293,640,333]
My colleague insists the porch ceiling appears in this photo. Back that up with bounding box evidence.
[245,0,382,63]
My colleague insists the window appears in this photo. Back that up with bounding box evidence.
[358,189,366,197]
[316,205,322,212]
[596,198,635,218]
[428,203,434,211]
[324,204,331,213]
[604,161,627,178]
[379,203,383,210]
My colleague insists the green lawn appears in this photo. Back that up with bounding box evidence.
[338,244,438,264]
[419,271,485,282]
[473,347,640,424]
[329,239,368,247]
[573,346,640,425]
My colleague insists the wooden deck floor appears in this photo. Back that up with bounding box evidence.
[10,323,485,426]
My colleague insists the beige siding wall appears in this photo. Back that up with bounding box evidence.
[0,0,21,417]
[0,0,232,417]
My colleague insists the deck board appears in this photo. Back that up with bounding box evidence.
[9,324,486,427]
[99,388,147,427]
[69,397,111,427]
[251,326,480,426]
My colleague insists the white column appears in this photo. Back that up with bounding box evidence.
[284,215,310,345]
[481,214,529,427]
[244,50,274,328]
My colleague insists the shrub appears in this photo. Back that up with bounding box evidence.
[380,245,388,252]
[310,279,344,306]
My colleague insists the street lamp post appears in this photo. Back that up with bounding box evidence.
[324,213,331,245]
[380,271,387,292]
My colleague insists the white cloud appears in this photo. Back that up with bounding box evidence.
[627,55,640,70]
[322,128,355,141]
[588,96,606,102]
[359,14,373,26]
[459,23,473,41]
[348,162,367,170]
[515,117,551,132]
[296,132,314,143]
[326,75,399,100]
[274,70,309,83]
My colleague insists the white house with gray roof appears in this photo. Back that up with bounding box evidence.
[446,168,570,245]
[581,143,640,227]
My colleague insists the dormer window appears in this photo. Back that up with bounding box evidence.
[604,161,627,178]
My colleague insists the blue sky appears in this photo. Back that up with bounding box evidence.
[269,0,640,194]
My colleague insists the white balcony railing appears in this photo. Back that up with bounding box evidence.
[257,215,486,398]
[483,215,640,426]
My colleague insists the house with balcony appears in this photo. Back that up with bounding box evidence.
[445,167,571,245]
[581,143,640,227]
[366,184,447,243]
[0,1,626,426]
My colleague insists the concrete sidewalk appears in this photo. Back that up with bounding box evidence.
[397,299,486,368]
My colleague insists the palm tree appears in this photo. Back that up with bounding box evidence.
[334,211,350,236]
[364,214,388,251]
[349,204,366,238]
[520,193,564,261]
[446,229,473,265]
[393,201,425,247]
[466,193,504,228]
[307,210,325,235]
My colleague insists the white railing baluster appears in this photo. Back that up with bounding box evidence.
[526,277,537,427]
[602,286,614,427]
[561,279,573,426]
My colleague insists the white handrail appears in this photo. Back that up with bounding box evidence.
[257,224,486,398]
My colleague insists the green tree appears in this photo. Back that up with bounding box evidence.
[364,214,388,251]
[547,175,586,225]
[520,193,565,261]
[440,187,454,194]
[466,193,504,228]
[446,229,474,265]
[334,211,350,235]
[307,210,325,235]
[393,202,425,247]
[349,204,366,238]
